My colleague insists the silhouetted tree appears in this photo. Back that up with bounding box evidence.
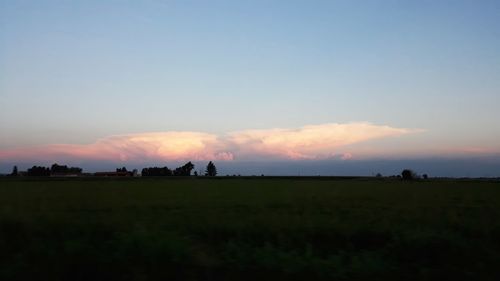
[116,167,128,172]
[422,174,428,179]
[27,166,50,176]
[401,169,417,181]
[141,162,195,177]
[51,163,66,173]
[50,163,82,175]
[173,162,195,176]
[205,161,217,176]
[194,171,198,177]
[141,167,172,176]
[11,166,18,176]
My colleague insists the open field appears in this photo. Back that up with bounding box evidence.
[0,177,499,280]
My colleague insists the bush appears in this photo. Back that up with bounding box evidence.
[401,169,417,181]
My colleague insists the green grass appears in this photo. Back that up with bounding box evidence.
[0,177,499,280]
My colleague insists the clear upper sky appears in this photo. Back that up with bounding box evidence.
[1,0,500,171]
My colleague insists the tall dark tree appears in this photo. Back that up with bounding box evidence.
[205,161,217,177]
[11,166,18,176]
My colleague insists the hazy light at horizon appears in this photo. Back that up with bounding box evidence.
[0,122,421,163]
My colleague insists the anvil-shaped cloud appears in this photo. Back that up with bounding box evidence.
[0,122,421,162]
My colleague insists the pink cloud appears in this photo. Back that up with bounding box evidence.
[341,153,353,160]
[0,132,232,163]
[226,123,420,160]
[0,122,421,162]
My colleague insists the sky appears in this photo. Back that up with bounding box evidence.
[1,0,500,176]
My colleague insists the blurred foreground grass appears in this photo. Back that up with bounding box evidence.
[1,178,499,280]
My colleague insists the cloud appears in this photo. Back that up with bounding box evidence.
[0,131,231,162]
[0,122,420,163]
[226,122,419,160]
[341,153,353,160]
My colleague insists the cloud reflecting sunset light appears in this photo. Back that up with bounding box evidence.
[0,122,421,163]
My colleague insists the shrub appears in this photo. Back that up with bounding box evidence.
[401,169,417,181]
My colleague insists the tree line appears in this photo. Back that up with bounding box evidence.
[142,161,217,177]
[8,161,218,177]
[12,163,84,177]
[7,162,429,180]
[141,162,195,177]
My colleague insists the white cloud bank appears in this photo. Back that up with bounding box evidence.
[0,122,421,162]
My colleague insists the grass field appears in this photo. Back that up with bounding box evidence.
[0,177,499,280]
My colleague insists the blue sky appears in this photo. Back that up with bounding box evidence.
[1,0,500,175]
